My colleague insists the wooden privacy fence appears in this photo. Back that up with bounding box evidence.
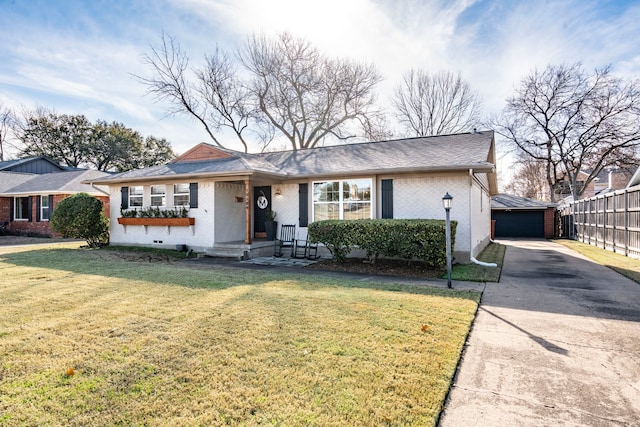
[558,186,640,259]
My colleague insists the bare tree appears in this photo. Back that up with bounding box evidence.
[0,102,16,161]
[392,69,482,137]
[240,33,384,150]
[492,63,640,202]
[504,155,550,200]
[137,33,253,152]
[139,32,384,152]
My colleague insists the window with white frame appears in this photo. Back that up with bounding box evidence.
[14,197,30,220]
[150,185,166,207]
[313,179,372,221]
[129,186,143,208]
[41,195,50,221]
[173,183,190,207]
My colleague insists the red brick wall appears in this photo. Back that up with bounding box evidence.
[0,198,10,223]
[2,194,110,237]
[544,207,555,239]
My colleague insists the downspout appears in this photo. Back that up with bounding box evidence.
[91,183,110,197]
[469,169,473,260]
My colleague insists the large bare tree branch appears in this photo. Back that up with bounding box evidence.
[392,69,482,137]
[240,32,383,150]
[492,63,640,202]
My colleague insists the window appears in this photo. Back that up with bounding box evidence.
[173,183,190,207]
[313,179,372,221]
[129,186,143,208]
[41,195,50,221]
[14,197,30,220]
[150,185,166,207]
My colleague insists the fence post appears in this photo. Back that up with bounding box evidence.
[625,189,629,257]
[612,192,616,253]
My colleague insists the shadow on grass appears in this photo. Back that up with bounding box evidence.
[0,247,480,302]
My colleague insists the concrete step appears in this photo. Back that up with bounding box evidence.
[205,246,248,260]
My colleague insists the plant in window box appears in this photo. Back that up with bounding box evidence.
[265,209,278,241]
[120,208,138,218]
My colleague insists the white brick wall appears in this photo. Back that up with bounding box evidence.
[214,182,245,243]
[109,180,219,251]
[271,183,302,236]
[392,174,471,254]
[469,178,491,257]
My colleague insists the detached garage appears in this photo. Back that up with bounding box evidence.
[491,194,556,238]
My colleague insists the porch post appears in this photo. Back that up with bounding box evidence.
[244,178,252,244]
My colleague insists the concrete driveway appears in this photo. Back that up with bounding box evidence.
[440,239,640,426]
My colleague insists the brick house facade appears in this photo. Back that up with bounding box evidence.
[0,158,111,238]
[1,194,110,237]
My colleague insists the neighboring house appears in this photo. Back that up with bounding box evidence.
[0,156,69,174]
[85,131,498,263]
[0,157,111,237]
[555,168,634,204]
[491,194,556,238]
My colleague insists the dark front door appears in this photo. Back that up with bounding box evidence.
[254,186,272,236]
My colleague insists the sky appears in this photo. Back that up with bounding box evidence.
[1,0,640,185]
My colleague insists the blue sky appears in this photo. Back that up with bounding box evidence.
[1,0,639,180]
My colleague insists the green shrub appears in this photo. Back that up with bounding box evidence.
[308,219,456,267]
[51,193,109,248]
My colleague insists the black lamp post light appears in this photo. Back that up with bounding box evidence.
[442,192,453,288]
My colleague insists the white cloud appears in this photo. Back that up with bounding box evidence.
[2,0,640,177]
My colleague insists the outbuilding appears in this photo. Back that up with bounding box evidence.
[491,194,556,238]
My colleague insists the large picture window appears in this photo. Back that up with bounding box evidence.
[150,185,166,207]
[173,183,190,207]
[313,179,372,221]
[129,186,143,208]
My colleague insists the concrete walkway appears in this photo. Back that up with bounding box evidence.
[440,239,640,426]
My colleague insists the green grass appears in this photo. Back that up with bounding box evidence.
[0,245,479,426]
[553,239,640,284]
[451,242,505,282]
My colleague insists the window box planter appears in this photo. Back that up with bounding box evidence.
[117,217,195,226]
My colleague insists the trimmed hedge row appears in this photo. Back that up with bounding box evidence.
[308,219,457,267]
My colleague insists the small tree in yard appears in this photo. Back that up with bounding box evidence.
[51,193,109,248]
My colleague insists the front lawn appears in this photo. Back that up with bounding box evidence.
[0,245,479,426]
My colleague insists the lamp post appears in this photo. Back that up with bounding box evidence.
[442,192,453,288]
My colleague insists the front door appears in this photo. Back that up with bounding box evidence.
[253,186,271,237]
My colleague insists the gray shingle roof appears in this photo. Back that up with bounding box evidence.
[0,172,36,192]
[491,193,556,210]
[88,131,496,184]
[1,170,111,195]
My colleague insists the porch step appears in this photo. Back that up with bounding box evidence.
[205,246,249,260]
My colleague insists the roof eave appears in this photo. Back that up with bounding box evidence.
[83,169,289,185]
[289,163,496,180]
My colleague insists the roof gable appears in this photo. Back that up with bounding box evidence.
[0,156,66,174]
[172,143,234,163]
